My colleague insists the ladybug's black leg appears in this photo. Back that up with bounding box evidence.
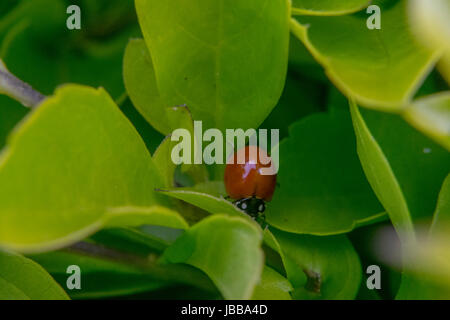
[256,213,269,230]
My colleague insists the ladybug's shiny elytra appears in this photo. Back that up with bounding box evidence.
[224,146,277,221]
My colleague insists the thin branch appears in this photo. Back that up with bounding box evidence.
[67,242,218,294]
[0,68,46,107]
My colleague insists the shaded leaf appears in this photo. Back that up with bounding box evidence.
[1,0,137,98]
[267,108,385,235]
[266,229,361,300]
[259,72,326,140]
[0,95,27,148]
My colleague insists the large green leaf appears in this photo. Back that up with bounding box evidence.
[403,92,450,151]
[0,85,187,253]
[266,229,361,300]
[135,0,290,131]
[291,0,369,16]
[266,108,385,235]
[291,0,441,111]
[0,250,69,300]
[124,39,199,135]
[163,215,263,300]
[118,97,165,155]
[350,101,450,244]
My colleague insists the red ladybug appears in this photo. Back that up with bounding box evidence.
[224,146,277,219]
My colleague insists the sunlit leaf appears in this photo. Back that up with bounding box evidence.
[291,0,440,110]
[163,215,263,300]
[135,0,290,131]
[251,266,292,300]
[291,0,369,16]
[0,250,69,300]
[0,85,186,253]
[350,101,450,244]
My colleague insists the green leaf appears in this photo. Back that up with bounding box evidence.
[0,84,187,253]
[266,108,385,235]
[157,184,252,221]
[163,215,264,300]
[123,39,172,136]
[153,136,177,188]
[291,0,369,16]
[30,250,169,299]
[403,92,450,151]
[0,250,69,300]
[118,97,165,155]
[150,104,204,188]
[104,206,188,230]
[135,0,290,131]
[266,229,361,300]
[251,266,292,300]
[291,0,441,110]
[350,101,450,244]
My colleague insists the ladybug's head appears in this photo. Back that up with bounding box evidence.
[234,197,266,218]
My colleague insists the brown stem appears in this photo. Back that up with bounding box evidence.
[0,69,45,107]
[67,242,217,294]
[303,268,321,294]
